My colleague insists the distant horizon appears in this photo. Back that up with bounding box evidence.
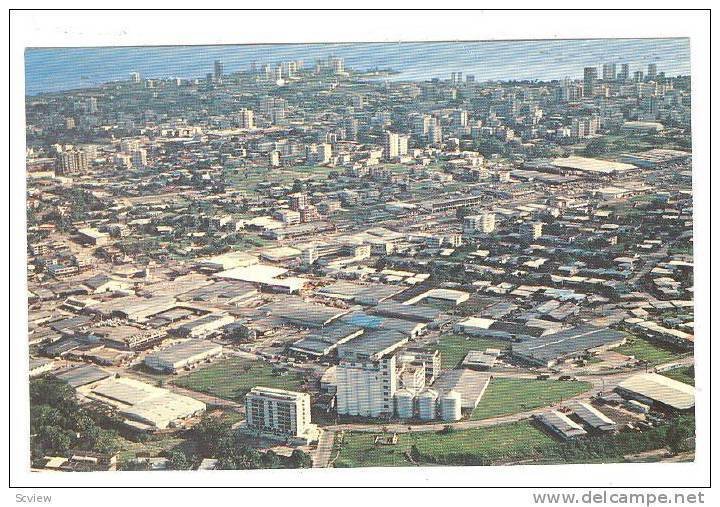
[25,38,690,96]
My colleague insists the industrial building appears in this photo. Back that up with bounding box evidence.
[546,156,638,177]
[615,373,695,411]
[568,401,617,433]
[461,349,500,370]
[341,311,427,337]
[397,347,442,383]
[264,298,349,328]
[534,410,588,440]
[289,324,364,357]
[197,251,258,272]
[403,288,470,306]
[511,326,627,367]
[89,325,166,350]
[144,340,223,372]
[432,369,492,410]
[372,301,444,323]
[337,330,409,362]
[54,364,112,388]
[176,280,258,305]
[620,149,691,168]
[80,377,206,430]
[175,313,235,338]
[315,280,406,305]
[216,264,308,293]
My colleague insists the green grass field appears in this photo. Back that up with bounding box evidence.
[659,366,695,386]
[614,336,686,366]
[333,421,557,467]
[470,378,593,420]
[434,334,511,369]
[174,356,305,402]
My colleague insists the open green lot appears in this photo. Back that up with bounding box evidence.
[659,366,695,386]
[434,334,511,369]
[470,378,593,420]
[333,421,557,468]
[333,413,695,468]
[174,356,305,402]
[614,336,687,366]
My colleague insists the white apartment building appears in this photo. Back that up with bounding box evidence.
[463,213,496,234]
[131,148,147,168]
[306,143,332,165]
[384,131,399,160]
[238,108,255,129]
[336,355,397,418]
[245,387,313,439]
[520,221,543,240]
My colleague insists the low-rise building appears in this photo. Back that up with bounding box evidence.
[144,340,223,372]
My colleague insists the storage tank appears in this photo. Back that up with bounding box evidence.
[395,389,415,419]
[418,388,439,420]
[440,390,462,421]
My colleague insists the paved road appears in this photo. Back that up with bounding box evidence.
[312,429,336,468]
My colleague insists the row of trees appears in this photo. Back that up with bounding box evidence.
[191,416,312,470]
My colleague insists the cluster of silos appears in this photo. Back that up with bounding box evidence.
[395,389,415,419]
[439,390,462,421]
[394,388,462,422]
[417,389,438,420]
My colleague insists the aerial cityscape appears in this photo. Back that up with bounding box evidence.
[25,39,695,472]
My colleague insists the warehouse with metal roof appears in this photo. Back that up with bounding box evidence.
[289,324,365,357]
[371,301,444,323]
[144,340,223,372]
[337,330,409,361]
[55,364,112,388]
[511,326,627,367]
[432,369,492,409]
[568,401,617,432]
[264,299,350,328]
[80,377,206,429]
[615,373,695,411]
[535,410,588,439]
[315,281,406,305]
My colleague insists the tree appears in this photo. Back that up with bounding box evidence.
[584,138,612,156]
[92,429,120,454]
[260,450,282,469]
[191,416,234,458]
[167,450,192,470]
[666,419,693,455]
[287,449,313,469]
[118,459,152,471]
[38,426,75,455]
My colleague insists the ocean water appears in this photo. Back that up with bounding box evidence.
[25,38,690,96]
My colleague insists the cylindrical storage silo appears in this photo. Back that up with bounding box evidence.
[440,390,462,421]
[395,389,415,419]
[418,388,439,420]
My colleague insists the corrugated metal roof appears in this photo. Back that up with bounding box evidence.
[616,373,694,410]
